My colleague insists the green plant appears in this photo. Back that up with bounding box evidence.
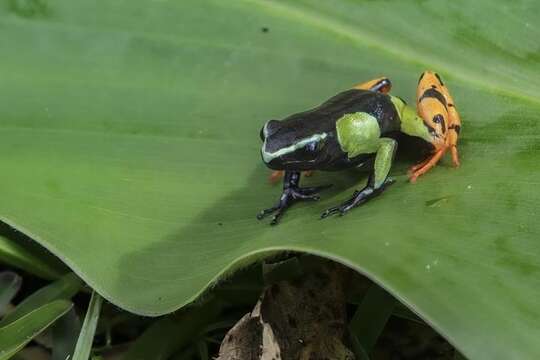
[1,1,539,359]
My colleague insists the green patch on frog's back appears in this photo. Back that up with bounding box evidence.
[336,112,381,158]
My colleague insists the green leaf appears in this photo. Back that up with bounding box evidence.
[0,272,21,316]
[0,231,67,280]
[391,302,424,325]
[72,291,103,360]
[0,300,72,360]
[349,285,395,354]
[262,257,303,284]
[51,307,82,360]
[0,1,539,359]
[348,333,371,360]
[196,340,209,360]
[170,347,196,360]
[0,272,81,327]
[123,317,183,360]
[123,300,222,360]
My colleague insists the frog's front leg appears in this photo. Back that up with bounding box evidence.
[257,171,331,225]
[321,138,396,218]
[269,169,313,184]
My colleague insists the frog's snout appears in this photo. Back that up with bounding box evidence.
[260,120,281,141]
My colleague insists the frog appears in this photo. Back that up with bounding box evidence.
[257,71,462,225]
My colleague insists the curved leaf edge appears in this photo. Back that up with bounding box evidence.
[1,216,469,358]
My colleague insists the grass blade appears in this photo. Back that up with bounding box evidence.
[0,230,67,280]
[197,340,208,360]
[262,257,303,284]
[348,333,371,360]
[51,307,82,360]
[0,300,72,360]
[72,291,103,360]
[123,299,222,360]
[0,272,22,316]
[123,317,182,360]
[349,284,395,354]
[0,272,81,327]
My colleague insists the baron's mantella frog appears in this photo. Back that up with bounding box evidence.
[257,71,462,225]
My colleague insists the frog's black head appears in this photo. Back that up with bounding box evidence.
[259,119,281,141]
[259,119,329,170]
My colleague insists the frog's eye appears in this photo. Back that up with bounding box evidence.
[305,140,323,152]
[305,141,317,152]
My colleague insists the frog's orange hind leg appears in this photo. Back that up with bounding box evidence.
[269,170,284,183]
[353,77,392,94]
[437,81,461,167]
[409,149,445,182]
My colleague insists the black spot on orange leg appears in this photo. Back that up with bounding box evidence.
[418,88,447,109]
[448,124,461,134]
[436,79,461,167]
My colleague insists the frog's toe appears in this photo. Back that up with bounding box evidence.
[257,205,280,220]
[321,205,343,219]
[321,197,358,218]
[291,189,319,200]
[270,208,287,226]
[256,204,287,225]
[258,184,331,225]
[321,179,394,219]
[296,184,333,197]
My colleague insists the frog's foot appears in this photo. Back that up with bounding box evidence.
[321,178,395,218]
[258,171,331,225]
[409,149,445,183]
[257,186,326,225]
[412,70,462,181]
[353,77,392,94]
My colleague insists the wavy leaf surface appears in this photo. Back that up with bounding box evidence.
[0,1,539,359]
